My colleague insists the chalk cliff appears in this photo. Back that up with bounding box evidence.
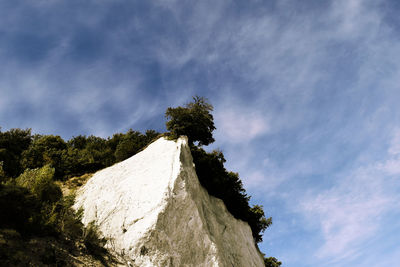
[74,136,264,267]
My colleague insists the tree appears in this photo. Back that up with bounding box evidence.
[114,130,145,162]
[0,128,32,177]
[247,205,272,243]
[21,135,67,178]
[165,96,216,146]
[67,135,88,150]
[264,257,282,267]
[15,165,61,203]
[0,183,41,233]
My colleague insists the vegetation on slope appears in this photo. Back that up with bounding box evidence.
[0,129,159,266]
[264,256,282,267]
[0,96,280,265]
[0,128,159,181]
[0,164,113,266]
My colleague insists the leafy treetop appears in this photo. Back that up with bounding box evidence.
[165,96,216,146]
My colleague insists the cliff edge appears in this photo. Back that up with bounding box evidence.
[73,136,264,267]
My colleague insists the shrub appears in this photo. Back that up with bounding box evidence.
[0,161,6,183]
[15,165,61,203]
[247,205,272,243]
[264,256,282,267]
[0,128,32,177]
[21,135,67,178]
[114,130,144,162]
[83,222,107,258]
[0,183,41,234]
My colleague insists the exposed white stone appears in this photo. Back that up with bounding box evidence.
[74,136,264,267]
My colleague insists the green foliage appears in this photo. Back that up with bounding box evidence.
[165,97,271,243]
[0,180,110,265]
[83,222,107,256]
[191,146,271,243]
[0,183,41,234]
[2,164,82,237]
[264,256,282,267]
[21,135,67,178]
[63,135,111,177]
[1,116,273,257]
[67,135,87,150]
[84,135,114,168]
[0,161,6,183]
[248,205,272,243]
[115,130,145,162]
[15,165,62,203]
[166,96,216,146]
[0,128,160,181]
[0,127,159,264]
[60,147,85,177]
[113,129,159,162]
[0,128,32,177]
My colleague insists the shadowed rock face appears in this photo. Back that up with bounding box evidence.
[74,136,264,267]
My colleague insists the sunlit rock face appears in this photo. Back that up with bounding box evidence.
[74,136,264,267]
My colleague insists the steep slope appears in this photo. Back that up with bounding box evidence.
[73,136,264,267]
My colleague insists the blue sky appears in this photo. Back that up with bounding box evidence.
[1,1,400,266]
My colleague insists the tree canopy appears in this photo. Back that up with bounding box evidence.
[0,128,160,180]
[165,96,216,146]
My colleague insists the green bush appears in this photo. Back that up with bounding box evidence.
[21,135,67,178]
[83,222,107,256]
[0,161,6,183]
[0,128,32,177]
[248,205,272,243]
[0,183,41,234]
[114,130,159,162]
[15,165,61,203]
[0,126,159,181]
[264,256,282,267]
[114,131,144,162]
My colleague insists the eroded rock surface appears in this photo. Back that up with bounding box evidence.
[74,136,264,267]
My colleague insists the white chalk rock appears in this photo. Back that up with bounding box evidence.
[74,136,264,267]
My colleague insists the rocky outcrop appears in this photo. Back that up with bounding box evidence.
[74,136,264,267]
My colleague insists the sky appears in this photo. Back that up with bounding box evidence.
[1,0,400,266]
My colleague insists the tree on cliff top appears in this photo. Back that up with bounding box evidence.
[166,97,272,243]
[165,96,216,146]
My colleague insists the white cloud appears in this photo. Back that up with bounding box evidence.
[377,157,400,175]
[302,179,391,261]
[376,128,400,175]
[215,108,269,143]
[298,130,400,263]
[388,128,400,156]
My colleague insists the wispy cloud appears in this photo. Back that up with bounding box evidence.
[1,1,400,266]
[298,129,400,264]
[215,108,270,143]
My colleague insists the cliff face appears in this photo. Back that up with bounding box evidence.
[73,136,264,267]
